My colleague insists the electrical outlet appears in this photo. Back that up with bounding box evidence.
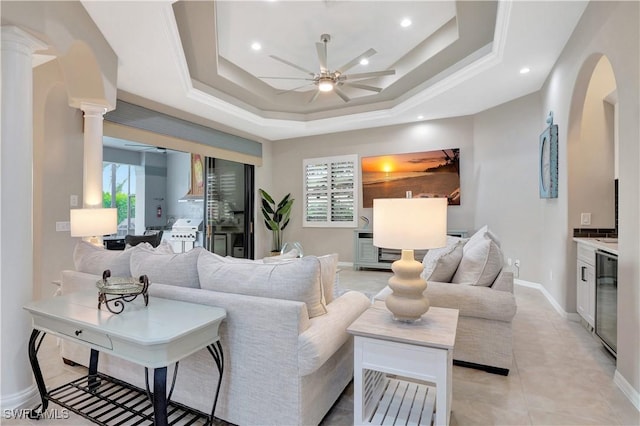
[70,195,79,207]
[56,221,70,232]
[580,212,591,226]
[507,258,512,266]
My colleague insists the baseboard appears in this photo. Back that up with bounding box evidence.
[614,370,640,412]
[0,384,39,412]
[337,261,354,269]
[514,279,579,321]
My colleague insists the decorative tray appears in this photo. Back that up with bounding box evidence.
[96,270,149,314]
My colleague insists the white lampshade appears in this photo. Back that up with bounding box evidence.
[70,208,118,237]
[373,198,447,250]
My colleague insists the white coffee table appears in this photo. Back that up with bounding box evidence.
[347,301,458,426]
[24,289,226,426]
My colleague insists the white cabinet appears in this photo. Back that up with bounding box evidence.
[576,244,595,328]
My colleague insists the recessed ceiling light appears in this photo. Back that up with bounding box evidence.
[417,115,424,120]
[400,18,412,28]
[360,58,369,66]
[520,67,530,74]
[251,42,262,51]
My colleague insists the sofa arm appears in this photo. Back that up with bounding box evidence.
[298,290,370,376]
[491,270,514,293]
[61,270,101,294]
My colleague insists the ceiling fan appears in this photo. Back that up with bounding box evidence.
[260,34,396,103]
[123,143,167,153]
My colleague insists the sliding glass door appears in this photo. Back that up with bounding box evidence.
[204,158,255,259]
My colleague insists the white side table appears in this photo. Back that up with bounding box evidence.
[347,301,458,426]
[24,289,226,425]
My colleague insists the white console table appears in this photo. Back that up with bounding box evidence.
[24,290,226,425]
[348,302,458,426]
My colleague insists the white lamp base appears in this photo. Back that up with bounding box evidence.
[385,249,430,322]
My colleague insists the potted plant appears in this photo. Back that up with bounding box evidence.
[259,189,294,254]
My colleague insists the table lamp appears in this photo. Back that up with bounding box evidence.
[373,197,447,322]
[70,208,118,246]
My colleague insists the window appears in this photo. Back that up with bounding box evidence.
[103,162,137,236]
[303,154,358,228]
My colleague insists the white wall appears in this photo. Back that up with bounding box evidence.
[270,117,474,260]
[540,0,639,398]
[570,57,616,230]
[472,93,543,283]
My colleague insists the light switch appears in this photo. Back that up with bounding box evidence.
[56,221,70,232]
[580,212,591,226]
[70,195,79,207]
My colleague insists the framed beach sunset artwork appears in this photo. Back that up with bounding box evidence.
[361,149,460,208]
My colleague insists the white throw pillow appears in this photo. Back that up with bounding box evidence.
[318,253,339,304]
[73,241,133,277]
[451,239,504,286]
[130,247,203,288]
[198,252,327,318]
[465,225,501,253]
[262,249,300,263]
[421,240,465,282]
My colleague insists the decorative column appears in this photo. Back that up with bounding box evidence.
[0,26,47,410]
[80,102,108,208]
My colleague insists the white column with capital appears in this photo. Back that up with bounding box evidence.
[80,102,107,208]
[0,26,47,411]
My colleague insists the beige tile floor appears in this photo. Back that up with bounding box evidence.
[6,268,639,425]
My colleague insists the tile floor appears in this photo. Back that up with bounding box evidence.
[6,268,639,425]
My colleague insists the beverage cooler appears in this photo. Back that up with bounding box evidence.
[595,249,618,356]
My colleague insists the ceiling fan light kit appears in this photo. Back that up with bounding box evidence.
[263,33,396,103]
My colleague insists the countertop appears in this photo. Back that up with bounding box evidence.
[573,237,618,255]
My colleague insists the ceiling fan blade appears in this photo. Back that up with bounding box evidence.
[308,90,321,104]
[342,82,382,93]
[345,70,396,80]
[333,87,350,103]
[276,83,314,95]
[258,76,315,81]
[269,55,316,76]
[337,48,377,74]
[316,42,328,72]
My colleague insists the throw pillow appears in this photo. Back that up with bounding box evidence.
[130,247,203,288]
[451,239,504,286]
[73,241,133,277]
[198,252,327,318]
[465,225,501,253]
[262,249,300,263]
[421,240,465,282]
[318,253,339,304]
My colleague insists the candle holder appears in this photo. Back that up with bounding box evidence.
[96,270,149,314]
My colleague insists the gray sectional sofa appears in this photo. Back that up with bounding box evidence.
[60,242,370,425]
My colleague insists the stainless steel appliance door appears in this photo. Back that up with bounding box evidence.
[595,250,617,356]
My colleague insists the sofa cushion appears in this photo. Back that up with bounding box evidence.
[421,237,465,282]
[198,251,327,318]
[452,239,503,286]
[130,246,203,288]
[73,241,133,277]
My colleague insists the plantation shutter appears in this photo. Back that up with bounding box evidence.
[303,155,358,227]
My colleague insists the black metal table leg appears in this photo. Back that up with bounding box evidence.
[206,340,224,425]
[153,367,168,426]
[28,329,48,416]
[88,348,100,389]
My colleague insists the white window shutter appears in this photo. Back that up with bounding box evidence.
[303,155,358,227]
